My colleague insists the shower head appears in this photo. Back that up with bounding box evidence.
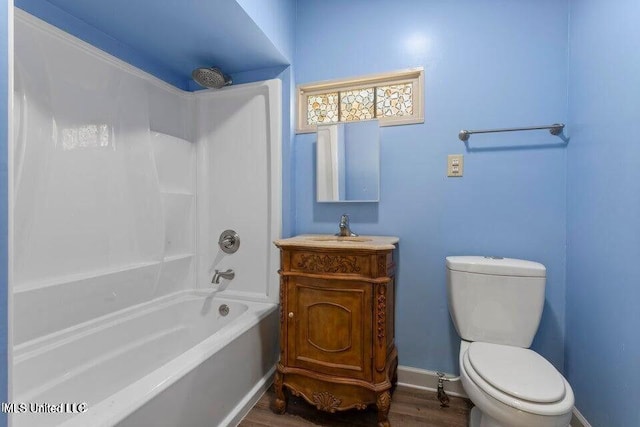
[192,67,232,89]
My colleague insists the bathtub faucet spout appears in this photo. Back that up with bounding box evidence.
[212,269,235,284]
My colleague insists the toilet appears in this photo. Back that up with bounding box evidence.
[446,256,574,427]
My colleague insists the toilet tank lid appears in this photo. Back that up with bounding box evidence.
[446,256,546,277]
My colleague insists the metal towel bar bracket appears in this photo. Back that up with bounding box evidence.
[458,123,564,142]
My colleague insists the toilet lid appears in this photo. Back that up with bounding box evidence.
[467,342,566,403]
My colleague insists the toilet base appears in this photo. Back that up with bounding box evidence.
[469,407,481,427]
[469,406,508,427]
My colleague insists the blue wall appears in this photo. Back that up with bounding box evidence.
[0,2,8,425]
[294,0,569,374]
[236,0,296,63]
[566,0,640,425]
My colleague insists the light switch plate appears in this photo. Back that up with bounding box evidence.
[447,154,464,177]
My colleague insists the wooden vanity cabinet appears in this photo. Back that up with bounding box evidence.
[273,237,398,427]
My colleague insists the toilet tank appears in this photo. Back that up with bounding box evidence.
[446,256,546,348]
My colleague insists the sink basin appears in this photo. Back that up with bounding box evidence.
[307,236,372,242]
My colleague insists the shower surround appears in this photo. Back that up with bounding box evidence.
[11,10,281,426]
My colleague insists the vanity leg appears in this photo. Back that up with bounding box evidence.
[273,371,287,414]
[376,390,391,427]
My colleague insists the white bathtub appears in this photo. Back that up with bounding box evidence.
[12,290,279,427]
[12,13,282,427]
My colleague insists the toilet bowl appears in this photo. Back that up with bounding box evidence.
[446,256,575,427]
[459,340,573,427]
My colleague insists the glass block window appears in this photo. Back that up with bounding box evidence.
[376,84,413,117]
[297,68,424,133]
[340,88,375,121]
[307,92,339,124]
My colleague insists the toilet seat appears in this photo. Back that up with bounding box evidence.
[462,343,574,416]
[467,342,565,403]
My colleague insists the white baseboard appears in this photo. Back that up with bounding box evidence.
[227,365,276,427]
[570,407,592,427]
[396,365,467,398]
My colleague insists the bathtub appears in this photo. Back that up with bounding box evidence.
[11,290,279,427]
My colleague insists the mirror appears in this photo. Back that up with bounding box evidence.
[316,120,380,202]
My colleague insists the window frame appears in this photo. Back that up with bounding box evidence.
[296,67,424,134]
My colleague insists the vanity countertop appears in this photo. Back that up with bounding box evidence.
[274,234,399,251]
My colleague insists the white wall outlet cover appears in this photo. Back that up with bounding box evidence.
[447,154,464,177]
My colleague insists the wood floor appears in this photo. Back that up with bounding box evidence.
[239,385,472,427]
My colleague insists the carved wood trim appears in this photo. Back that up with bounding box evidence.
[376,390,392,426]
[377,255,387,277]
[273,370,287,414]
[279,278,287,362]
[296,253,362,274]
[376,390,391,411]
[376,284,387,346]
[279,365,391,391]
[279,279,286,324]
[312,391,342,413]
[280,270,391,284]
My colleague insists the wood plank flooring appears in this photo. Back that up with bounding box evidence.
[239,385,472,427]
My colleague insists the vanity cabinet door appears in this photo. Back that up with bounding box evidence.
[287,276,372,381]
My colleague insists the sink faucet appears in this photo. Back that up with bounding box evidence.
[212,269,235,284]
[336,214,358,237]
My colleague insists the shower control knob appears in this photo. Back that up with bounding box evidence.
[218,230,240,254]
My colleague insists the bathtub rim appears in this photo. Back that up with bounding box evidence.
[14,289,253,359]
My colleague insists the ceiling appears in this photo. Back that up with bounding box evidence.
[16,0,289,90]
